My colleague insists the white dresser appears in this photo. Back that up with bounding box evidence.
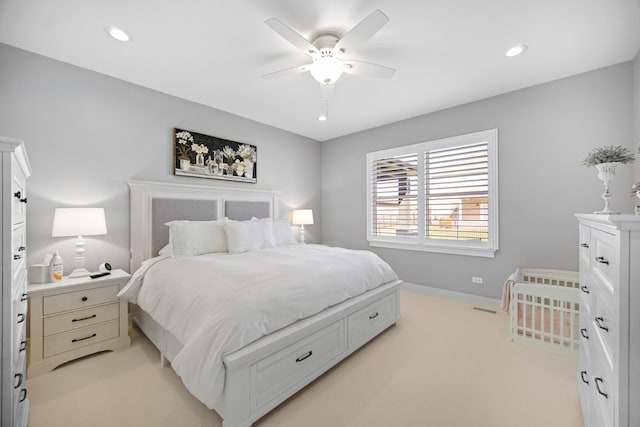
[575,214,640,427]
[0,138,31,427]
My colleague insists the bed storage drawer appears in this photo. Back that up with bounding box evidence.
[252,320,346,410]
[43,319,120,357]
[348,292,397,348]
[43,284,119,315]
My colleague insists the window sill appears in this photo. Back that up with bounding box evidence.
[368,240,497,258]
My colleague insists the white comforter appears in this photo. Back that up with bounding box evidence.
[118,244,398,410]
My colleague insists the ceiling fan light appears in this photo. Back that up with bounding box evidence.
[310,56,344,85]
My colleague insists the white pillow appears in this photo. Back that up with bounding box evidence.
[224,218,275,254]
[165,220,228,257]
[158,243,173,256]
[272,219,297,246]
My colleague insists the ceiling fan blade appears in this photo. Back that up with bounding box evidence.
[265,18,320,57]
[334,10,389,56]
[342,60,396,79]
[261,64,312,80]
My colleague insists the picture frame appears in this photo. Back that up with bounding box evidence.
[174,128,257,183]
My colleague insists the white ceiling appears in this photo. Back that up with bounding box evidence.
[1,1,639,141]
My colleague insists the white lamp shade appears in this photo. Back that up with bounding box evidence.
[292,209,314,225]
[51,208,108,237]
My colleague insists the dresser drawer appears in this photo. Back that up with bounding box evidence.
[348,292,397,348]
[13,396,29,427]
[577,344,591,426]
[590,342,615,427]
[43,319,120,357]
[11,158,27,225]
[579,278,593,315]
[43,284,119,315]
[11,225,27,282]
[252,320,346,410]
[590,229,618,295]
[591,285,617,371]
[44,302,119,336]
[578,224,591,267]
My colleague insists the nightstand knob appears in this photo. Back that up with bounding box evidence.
[81,296,88,302]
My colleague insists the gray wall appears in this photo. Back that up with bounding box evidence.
[0,43,322,274]
[634,49,640,180]
[321,62,635,299]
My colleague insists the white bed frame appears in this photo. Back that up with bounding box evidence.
[128,180,402,427]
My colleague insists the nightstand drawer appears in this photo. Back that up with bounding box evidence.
[44,303,119,336]
[43,284,119,315]
[43,320,119,357]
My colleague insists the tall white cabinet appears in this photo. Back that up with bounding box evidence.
[0,138,31,427]
[575,214,639,427]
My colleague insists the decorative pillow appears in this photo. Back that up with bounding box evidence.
[165,220,228,257]
[224,218,275,254]
[272,219,297,246]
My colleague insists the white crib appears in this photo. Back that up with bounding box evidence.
[509,268,580,358]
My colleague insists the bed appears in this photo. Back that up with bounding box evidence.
[122,180,402,427]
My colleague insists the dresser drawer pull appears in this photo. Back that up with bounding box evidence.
[18,246,26,251]
[580,243,589,248]
[580,328,589,340]
[595,317,608,332]
[16,313,25,323]
[13,191,27,204]
[72,333,97,343]
[369,312,379,319]
[19,341,26,352]
[18,388,27,403]
[595,377,608,399]
[580,371,589,385]
[595,256,609,265]
[13,254,21,260]
[580,285,589,294]
[14,373,23,389]
[21,293,27,302]
[295,350,313,363]
[72,314,97,323]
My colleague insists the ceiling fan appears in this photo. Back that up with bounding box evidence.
[262,9,396,86]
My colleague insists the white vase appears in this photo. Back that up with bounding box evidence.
[594,162,619,214]
[244,159,254,178]
[179,158,190,170]
[196,153,205,167]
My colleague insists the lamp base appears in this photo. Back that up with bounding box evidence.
[68,268,90,278]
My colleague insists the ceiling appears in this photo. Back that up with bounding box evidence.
[1,1,639,142]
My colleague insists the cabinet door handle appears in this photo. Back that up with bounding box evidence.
[16,313,25,323]
[580,328,589,340]
[595,256,609,265]
[595,317,608,332]
[14,373,23,389]
[369,312,379,319]
[72,333,97,343]
[580,243,589,248]
[580,370,589,385]
[18,388,27,403]
[72,314,97,323]
[295,350,313,363]
[595,377,608,399]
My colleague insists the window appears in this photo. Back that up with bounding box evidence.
[366,129,498,257]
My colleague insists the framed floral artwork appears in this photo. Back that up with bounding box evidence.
[174,128,257,183]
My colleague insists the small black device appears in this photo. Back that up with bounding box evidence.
[89,272,111,279]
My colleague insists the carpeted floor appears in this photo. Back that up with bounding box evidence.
[26,290,583,427]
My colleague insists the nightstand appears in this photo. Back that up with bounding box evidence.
[27,269,131,377]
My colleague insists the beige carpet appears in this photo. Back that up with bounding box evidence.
[26,290,583,427]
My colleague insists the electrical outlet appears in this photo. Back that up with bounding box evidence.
[472,276,483,284]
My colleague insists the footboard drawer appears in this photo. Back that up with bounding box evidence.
[252,320,346,410]
[348,292,397,348]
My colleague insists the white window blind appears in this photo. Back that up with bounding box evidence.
[366,129,498,257]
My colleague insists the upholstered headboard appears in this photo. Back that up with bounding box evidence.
[129,180,278,272]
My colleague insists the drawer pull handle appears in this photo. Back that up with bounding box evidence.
[295,350,313,363]
[19,341,26,352]
[595,317,608,332]
[21,293,27,302]
[16,313,25,323]
[369,312,379,320]
[14,373,23,389]
[595,256,609,265]
[72,333,97,343]
[580,328,589,340]
[14,191,21,199]
[580,243,589,248]
[81,296,88,302]
[72,314,97,323]
[595,377,608,399]
[580,370,589,385]
[580,285,589,294]
[18,388,27,403]
[18,246,26,251]
[20,197,27,204]
[13,254,21,260]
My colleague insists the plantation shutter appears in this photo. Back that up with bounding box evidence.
[370,153,419,238]
[425,142,489,241]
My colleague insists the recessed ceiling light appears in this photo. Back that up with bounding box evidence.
[105,26,131,42]
[506,43,528,57]
[317,114,328,121]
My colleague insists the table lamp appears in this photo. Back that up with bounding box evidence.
[292,209,314,244]
[51,207,107,278]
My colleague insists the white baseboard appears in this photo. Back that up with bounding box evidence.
[401,282,500,310]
